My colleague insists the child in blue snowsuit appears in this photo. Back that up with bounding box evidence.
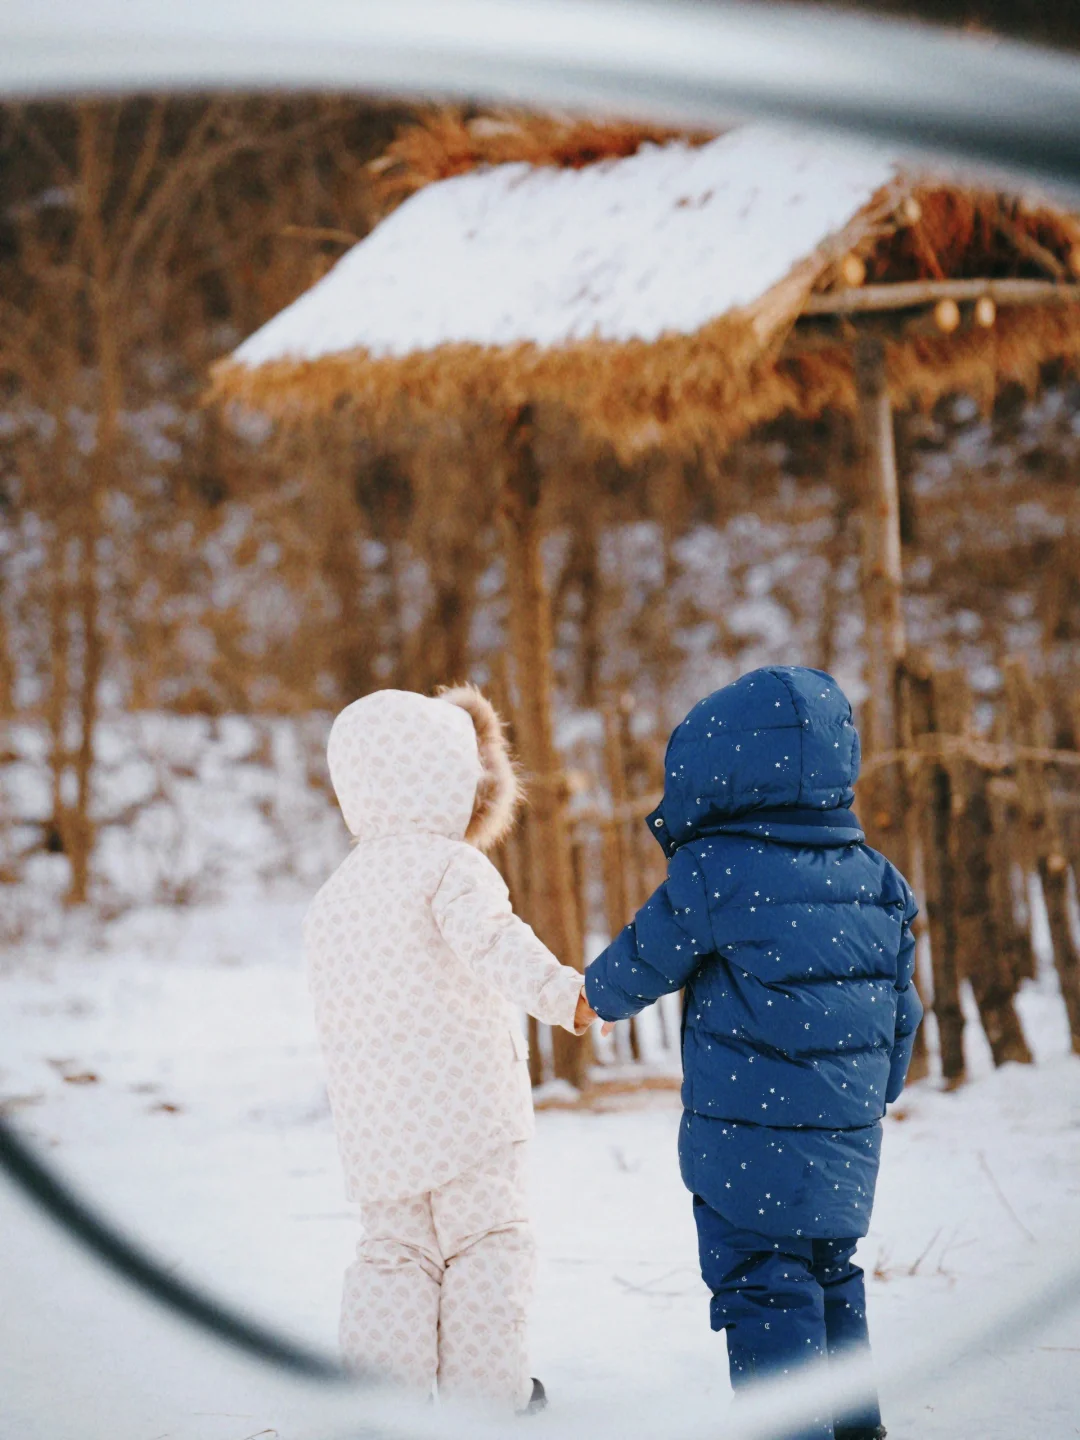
[584,667,921,1440]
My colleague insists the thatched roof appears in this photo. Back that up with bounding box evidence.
[364,108,715,220]
[213,119,1080,456]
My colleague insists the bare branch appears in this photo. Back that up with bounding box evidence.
[114,97,169,242]
[9,104,75,188]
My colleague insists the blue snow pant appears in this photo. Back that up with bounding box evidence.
[693,1196,882,1440]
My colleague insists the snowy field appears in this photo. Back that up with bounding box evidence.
[2,894,1080,1440]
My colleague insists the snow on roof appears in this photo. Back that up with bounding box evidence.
[232,126,900,369]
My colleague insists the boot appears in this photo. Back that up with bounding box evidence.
[520,1378,547,1416]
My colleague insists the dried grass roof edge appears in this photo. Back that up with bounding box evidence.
[211,299,1080,461]
[209,113,1080,453]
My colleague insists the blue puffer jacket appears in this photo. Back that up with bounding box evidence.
[584,666,921,1238]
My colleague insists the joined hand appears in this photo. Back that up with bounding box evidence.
[574,991,598,1031]
[573,991,616,1035]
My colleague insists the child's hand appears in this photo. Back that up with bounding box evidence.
[573,990,616,1035]
[574,990,599,1032]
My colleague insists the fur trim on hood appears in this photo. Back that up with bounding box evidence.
[438,684,522,851]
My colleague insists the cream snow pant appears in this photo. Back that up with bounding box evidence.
[340,1142,535,1411]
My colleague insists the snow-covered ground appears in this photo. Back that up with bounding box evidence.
[2,894,1080,1440]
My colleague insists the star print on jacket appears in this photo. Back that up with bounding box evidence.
[585,665,921,1237]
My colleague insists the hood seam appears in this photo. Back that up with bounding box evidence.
[771,667,808,807]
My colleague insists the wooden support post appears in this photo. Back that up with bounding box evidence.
[499,406,586,1089]
[893,660,929,1083]
[1003,657,1080,1055]
[818,453,856,678]
[854,337,907,866]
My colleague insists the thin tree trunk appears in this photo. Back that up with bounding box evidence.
[46,522,73,855]
[384,539,410,688]
[68,103,121,904]
[68,523,105,904]
[577,515,602,710]
[925,760,966,1084]
[894,661,929,1083]
[410,536,484,690]
[325,520,373,702]
[0,558,13,724]
[904,916,931,1085]
[959,776,1032,1064]
[433,566,474,685]
[602,705,643,1059]
[1051,681,1080,893]
[818,415,856,676]
[987,786,1038,986]
[1004,656,1080,1054]
[654,503,680,740]
[933,670,1030,1067]
[569,835,589,974]
[909,663,965,1085]
[499,407,586,1089]
[1039,858,1080,1052]
[818,489,855,677]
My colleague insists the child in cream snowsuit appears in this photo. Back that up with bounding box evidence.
[304,686,592,1412]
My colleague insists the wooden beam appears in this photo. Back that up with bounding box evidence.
[855,335,905,726]
[804,277,1080,317]
[854,335,909,871]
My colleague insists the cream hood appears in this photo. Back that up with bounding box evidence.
[327,688,482,843]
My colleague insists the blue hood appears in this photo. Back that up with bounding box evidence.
[648,666,862,856]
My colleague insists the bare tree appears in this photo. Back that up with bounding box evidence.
[0,96,399,899]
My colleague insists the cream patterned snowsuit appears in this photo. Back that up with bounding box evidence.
[304,687,586,1410]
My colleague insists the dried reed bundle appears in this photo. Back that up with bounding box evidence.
[367,107,715,220]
